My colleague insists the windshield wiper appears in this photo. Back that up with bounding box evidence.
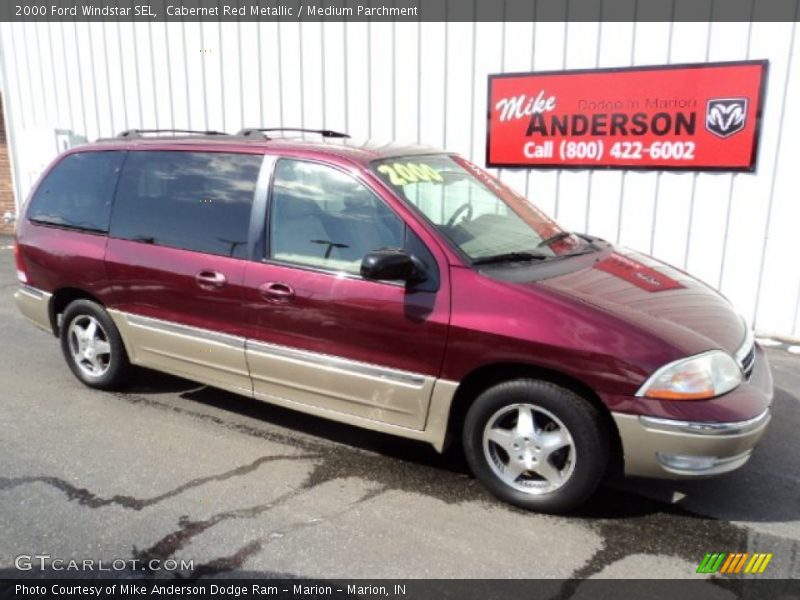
[536,231,573,248]
[472,251,548,266]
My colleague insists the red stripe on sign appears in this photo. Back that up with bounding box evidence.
[594,253,685,292]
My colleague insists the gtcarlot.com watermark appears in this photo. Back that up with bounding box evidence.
[15,554,194,572]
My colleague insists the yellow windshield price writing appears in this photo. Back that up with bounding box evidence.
[377,162,444,186]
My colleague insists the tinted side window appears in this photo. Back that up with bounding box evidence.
[269,159,404,274]
[27,151,125,233]
[110,151,262,258]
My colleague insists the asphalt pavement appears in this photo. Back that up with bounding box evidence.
[1,238,798,583]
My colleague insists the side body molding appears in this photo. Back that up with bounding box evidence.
[109,310,252,395]
[107,309,457,450]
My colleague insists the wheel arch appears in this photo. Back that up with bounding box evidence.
[446,362,624,478]
[49,287,105,336]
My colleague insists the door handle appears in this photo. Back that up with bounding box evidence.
[259,281,295,302]
[195,270,227,290]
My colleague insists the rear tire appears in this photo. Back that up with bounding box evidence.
[462,379,608,513]
[60,299,130,390]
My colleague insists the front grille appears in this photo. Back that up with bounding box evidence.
[739,343,756,379]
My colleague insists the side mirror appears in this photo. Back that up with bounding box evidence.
[361,249,427,284]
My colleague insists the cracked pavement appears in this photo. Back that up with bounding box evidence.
[1,243,799,580]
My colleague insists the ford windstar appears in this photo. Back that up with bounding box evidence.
[14,128,772,512]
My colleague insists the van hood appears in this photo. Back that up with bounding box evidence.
[527,247,747,357]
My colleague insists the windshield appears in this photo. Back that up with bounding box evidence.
[372,154,586,263]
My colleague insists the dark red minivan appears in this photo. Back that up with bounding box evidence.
[14,128,773,512]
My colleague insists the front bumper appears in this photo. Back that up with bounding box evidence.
[612,409,770,477]
[611,345,773,479]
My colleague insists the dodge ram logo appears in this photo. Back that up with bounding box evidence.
[706,98,748,138]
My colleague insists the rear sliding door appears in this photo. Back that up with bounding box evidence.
[105,149,264,395]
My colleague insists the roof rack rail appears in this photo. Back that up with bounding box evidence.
[116,129,230,138]
[237,127,350,139]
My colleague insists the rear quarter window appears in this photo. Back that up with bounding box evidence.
[109,151,263,258]
[27,151,125,233]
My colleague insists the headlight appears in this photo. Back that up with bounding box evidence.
[636,350,743,400]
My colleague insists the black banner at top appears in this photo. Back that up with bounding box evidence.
[2,0,799,22]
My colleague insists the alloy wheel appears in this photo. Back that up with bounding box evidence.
[67,315,112,378]
[482,403,576,495]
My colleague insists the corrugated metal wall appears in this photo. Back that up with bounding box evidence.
[1,20,798,337]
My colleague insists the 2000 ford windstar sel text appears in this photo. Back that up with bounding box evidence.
[13,128,773,512]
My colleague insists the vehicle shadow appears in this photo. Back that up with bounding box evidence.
[124,367,468,475]
[122,367,799,525]
[123,367,207,395]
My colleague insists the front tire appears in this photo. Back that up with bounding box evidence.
[60,299,130,390]
[462,379,608,513]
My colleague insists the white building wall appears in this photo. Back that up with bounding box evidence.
[0,20,798,337]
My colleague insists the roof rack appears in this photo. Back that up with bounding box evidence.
[116,129,230,138]
[237,127,350,139]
